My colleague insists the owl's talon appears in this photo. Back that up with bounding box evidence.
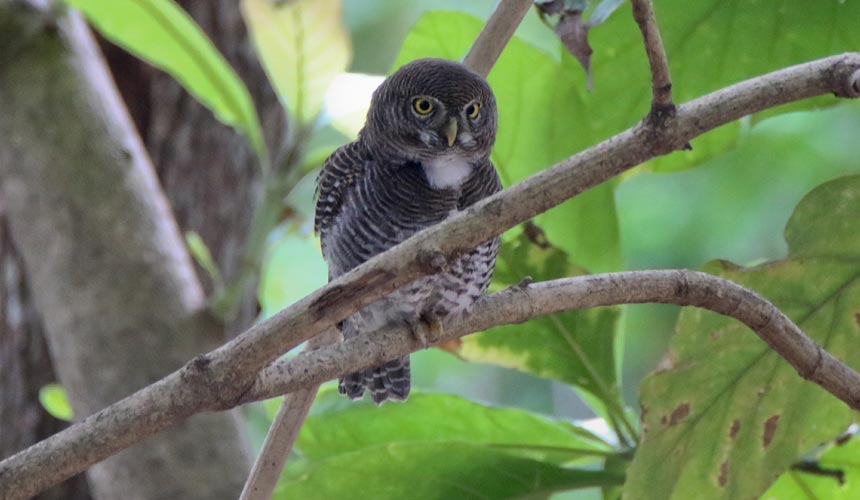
[419,313,444,345]
[427,318,444,344]
[404,318,429,349]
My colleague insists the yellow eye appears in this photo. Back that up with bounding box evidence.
[466,102,480,119]
[413,98,434,115]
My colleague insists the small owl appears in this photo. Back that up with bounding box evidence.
[314,58,501,404]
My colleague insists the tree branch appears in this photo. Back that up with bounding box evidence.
[631,0,673,111]
[1,52,859,499]
[462,0,533,77]
[242,270,860,411]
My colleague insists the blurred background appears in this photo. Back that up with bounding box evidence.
[3,0,858,498]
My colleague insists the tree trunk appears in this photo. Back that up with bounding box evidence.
[102,0,287,333]
[0,1,264,497]
[0,221,91,500]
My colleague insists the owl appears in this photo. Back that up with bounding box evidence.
[314,58,501,404]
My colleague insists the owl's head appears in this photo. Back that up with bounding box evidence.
[361,58,497,162]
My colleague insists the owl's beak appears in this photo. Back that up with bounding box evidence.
[443,118,458,147]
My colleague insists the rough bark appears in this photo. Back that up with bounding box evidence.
[0,4,250,499]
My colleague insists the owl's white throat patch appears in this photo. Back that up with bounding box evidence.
[423,155,472,190]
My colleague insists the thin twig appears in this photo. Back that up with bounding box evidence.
[238,329,339,500]
[631,0,673,111]
[1,52,859,499]
[462,0,534,77]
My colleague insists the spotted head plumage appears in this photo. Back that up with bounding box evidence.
[315,58,502,404]
[361,58,498,165]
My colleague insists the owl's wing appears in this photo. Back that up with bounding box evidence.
[459,158,502,209]
[314,140,369,237]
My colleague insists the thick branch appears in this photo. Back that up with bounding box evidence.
[462,0,533,77]
[631,0,673,110]
[245,270,860,411]
[2,52,859,499]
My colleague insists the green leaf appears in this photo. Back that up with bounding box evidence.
[63,0,268,167]
[394,12,620,273]
[242,0,351,126]
[448,230,625,433]
[259,228,328,319]
[185,231,222,287]
[587,0,860,172]
[295,390,613,464]
[763,434,860,499]
[38,384,73,421]
[276,441,623,500]
[627,174,860,499]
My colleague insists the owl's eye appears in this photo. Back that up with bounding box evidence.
[412,98,434,115]
[466,102,481,119]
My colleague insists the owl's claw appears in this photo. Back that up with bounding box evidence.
[424,315,444,345]
[405,314,444,349]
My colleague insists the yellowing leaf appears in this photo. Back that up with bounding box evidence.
[242,0,351,126]
[63,0,269,168]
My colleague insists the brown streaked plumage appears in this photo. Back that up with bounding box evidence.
[314,58,501,403]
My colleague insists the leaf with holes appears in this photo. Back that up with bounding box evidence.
[626,174,860,499]
[242,0,351,126]
[63,0,268,167]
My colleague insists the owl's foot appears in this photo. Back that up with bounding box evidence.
[422,313,444,345]
[405,313,444,348]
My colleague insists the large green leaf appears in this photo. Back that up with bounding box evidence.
[394,11,621,273]
[63,0,268,166]
[275,441,623,500]
[242,0,351,126]
[258,228,327,319]
[292,390,612,464]
[626,174,860,499]
[763,434,860,499]
[587,0,860,171]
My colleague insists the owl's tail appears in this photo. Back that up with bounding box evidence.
[339,356,410,404]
